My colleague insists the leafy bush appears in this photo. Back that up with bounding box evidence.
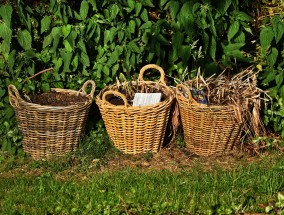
[258,13,284,137]
[0,0,255,155]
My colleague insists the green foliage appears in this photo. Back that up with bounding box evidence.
[258,15,284,137]
[0,0,254,155]
[264,192,284,214]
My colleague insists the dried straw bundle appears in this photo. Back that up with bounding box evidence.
[183,66,269,139]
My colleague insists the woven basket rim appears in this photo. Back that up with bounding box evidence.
[9,80,95,111]
[96,82,175,111]
[176,93,238,110]
[175,83,243,110]
[19,90,92,110]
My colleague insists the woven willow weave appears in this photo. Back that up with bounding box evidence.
[96,64,175,154]
[176,84,242,156]
[8,80,95,159]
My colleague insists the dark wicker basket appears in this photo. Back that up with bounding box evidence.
[8,80,95,159]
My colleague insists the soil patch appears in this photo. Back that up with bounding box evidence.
[26,91,88,106]
[99,147,246,173]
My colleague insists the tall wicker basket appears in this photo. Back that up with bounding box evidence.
[96,64,175,154]
[176,84,242,156]
[8,80,95,159]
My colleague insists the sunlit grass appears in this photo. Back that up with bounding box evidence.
[0,152,284,214]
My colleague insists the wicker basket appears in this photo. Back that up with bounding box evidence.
[8,80,95,159]
[176,84,242,156]
[96,64,175,154]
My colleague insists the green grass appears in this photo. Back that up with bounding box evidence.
[1,152,284,214]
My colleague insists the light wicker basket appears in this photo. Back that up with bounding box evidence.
[96,64,175,154]
[8,80,95,159]
[176,84,242,156]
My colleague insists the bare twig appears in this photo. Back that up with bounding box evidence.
[23,67,54,83]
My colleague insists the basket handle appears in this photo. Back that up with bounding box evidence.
[138,64,166,85]
[79,80,96,99]
[102,90,129,109]
[8,84,21,107]
[176,84,197,104]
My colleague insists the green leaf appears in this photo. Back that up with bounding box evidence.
[41,83,50,93]
[0,23,12,52]
[268,47,278,67]
[62,24,72,38]
[234,32,245,43]
[107,46,123,66]
[112,64,119,76]
[118,30,124,43]
[280,86,284,100]
[209,36,216,59]
[140,8,148,22]
[127,41,141,53]
[8,50,15,73]
[262,70,276,85]
[180,45,191,64]
[169,1,180,20]
[53,57,63,72]
[178,2,194,36]
[67,30,77,49]
[104,30,111,45]
[160,0,169,8]
[0,4,12,28]
[0,89,5,98]
[94,63,103,78]
[4,106,14,119]
[172,32,184,59]
[216,0,231,15]
[88,0,97,11]
[63,40,73,52]
[80,0,89,20]
[51,27,62,37]
[157,34,169,45]
[203,31,209,51]
[51,34,60,53]
[25,49,37,59]
[80,52,90,67]
[82,69,89,76]
[135,2,142,15]
[43,34,53,48]
[236,12,252,22]
[26,64,35,76]
[77,39,87,53]
[243,25,252,34]
[228,21,240,42]
[17,30,32,50]
[127,0,135,12]
[129,20,136,34]
[275,22,284,44]
[225,50,246,60]
[104,27,116,45]
[222,43,245,53]
[41,16,51,34]
[260,26,274,51]
[140,21,152,29]
[140,0,154,7]
[276,74,283,87]
[110,4,120,19]
[103,66,110,76]
[72,54,79,69]
[60,49,72,72]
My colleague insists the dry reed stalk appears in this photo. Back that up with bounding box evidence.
[184,66,269,139]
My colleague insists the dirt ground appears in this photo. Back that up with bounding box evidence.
[0,144,269,181]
